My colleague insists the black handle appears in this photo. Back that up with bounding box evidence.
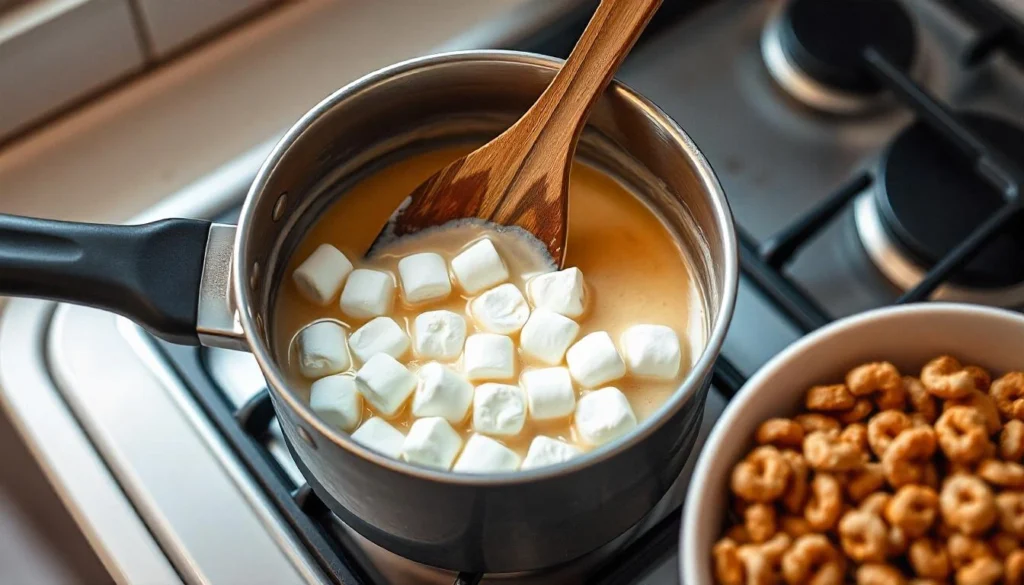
[0,213,212,345]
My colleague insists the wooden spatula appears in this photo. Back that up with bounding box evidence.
[376,0,663,267]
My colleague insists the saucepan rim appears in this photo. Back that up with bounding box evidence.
[234,50,739,485]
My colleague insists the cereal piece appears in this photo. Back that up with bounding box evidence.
[948,533,993,569]
[350,417,405,458]
[847,463,886,502]
[839,399,874,424]
[921,356,977,399]
[935,406,990,464]
[452,434,520,473]
[1007,550,1024,585]
[522,367,576,421]
[940,475,997,535]
[781,534,844,585]
[463,333,516,381]
[904,376,938,423]
[848,362,905,411]
[856,564,906,585]
[400,417,463,470]
[526,267,585,318]
[989,532,1019,558]
[995,491,1024,537]
[804,473,843,531]
[794,414,841,434]
[779,516,813,538]
[620,324,682,380]
[573,387,637,446]
[519,309,580,365]
[521,436,580,470]
[413,310,466,361]
[956,558,1003,585]
[908,538,950,580]
[966,365,993,392]
[744,504,777,544]
[909,580,942,585]
[860,493,893,515]
[884,485,938,538]
[566,332,626,388]
[888,525,909,557]
[805,384,855,412]
[292,244,353,306]
[757,532,792,561]
[309,374,362,432]
[397,252,451,304]
[731,446,792,503]
[727,525,752,544]
[978,459,1024,488]
[1001,420,1024,461]
[947,390,1001,436]
[756,419,805,449]
[781,450,810,513]
[296,321,350,379]
[867,410,913,458]
[838,509,888,562]
[473,383,527,436]
[470,283,530,335]
[354,354,417,416]
[991,373,1024,421]
[450,239,508,294]
[840,423,869,453]
[713,538,745,585]
[411,362,473,423]
[340,269,395,319]
[348,316,410,364]
[735,546,774,585]
[882,427,937,488]
[803,430,864,472]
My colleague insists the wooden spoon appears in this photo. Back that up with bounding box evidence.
[375,0,663,267]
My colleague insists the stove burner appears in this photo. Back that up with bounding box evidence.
[762,0,918,113]
[856,114,1024,307]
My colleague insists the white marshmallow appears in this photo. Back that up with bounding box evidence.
[574,387,637,446]
[340,269,395,319]
[453,434,521,473]
[309,374,362,432]
[526,267,585,318]
[398,253,451,305]
[412,362,474,423]
[413,310,466,361]
[470,283,530,334]
[451,239,509,294]
[351,417,405,458]
[521,367,576,421]
[296,321,350,379]
[519,309,580,365]
[621,324,683,380]
[348,317,410,364]
[521,436,581,470]
[463,333,516,381]
[355,354,417,416]
[292,244,353,306]
[566,331,626,388]
[401,417,463,470]
[473,383,527,436]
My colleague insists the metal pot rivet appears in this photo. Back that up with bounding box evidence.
[250,261,260,290]
[272,193,287,221]
[297,426,316,448]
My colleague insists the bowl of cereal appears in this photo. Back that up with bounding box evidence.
[681,303,1024,585]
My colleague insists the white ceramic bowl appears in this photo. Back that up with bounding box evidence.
[680,303,1024,585]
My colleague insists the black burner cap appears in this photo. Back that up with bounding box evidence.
[779,0,917,94]
[877,114,1024,289]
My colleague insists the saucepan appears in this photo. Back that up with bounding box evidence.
[0,51,737,572]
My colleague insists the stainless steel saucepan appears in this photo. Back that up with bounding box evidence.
[0,51,737,572]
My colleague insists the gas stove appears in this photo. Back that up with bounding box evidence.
[1,1,1022,584]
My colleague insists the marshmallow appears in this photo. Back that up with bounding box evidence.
[413,310,466,361]
[351,417,405,458]
[451,239,509,294]
[355,354,417,416]
[463,333,516,381]
[574,387,637,446]
[519,309,580,365]
[412,362,474,423]
[621,324,683,380]
[309,374,362,432]
[473,383,527,436]
[340,269,395,319]
[398,252,451,305]
[526,267,585,318]
[566,331,626,388]
[292,244,353,306]
[453,434,521,473]
[521,436,581,470]
[348,317,410,364]
[296,321,350,379]
[401,417,463,470]
[470,283,530,334]
[521,367,576,421]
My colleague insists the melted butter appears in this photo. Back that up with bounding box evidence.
[273,145,703,456]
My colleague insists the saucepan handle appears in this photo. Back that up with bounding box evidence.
[0,213,212,345]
